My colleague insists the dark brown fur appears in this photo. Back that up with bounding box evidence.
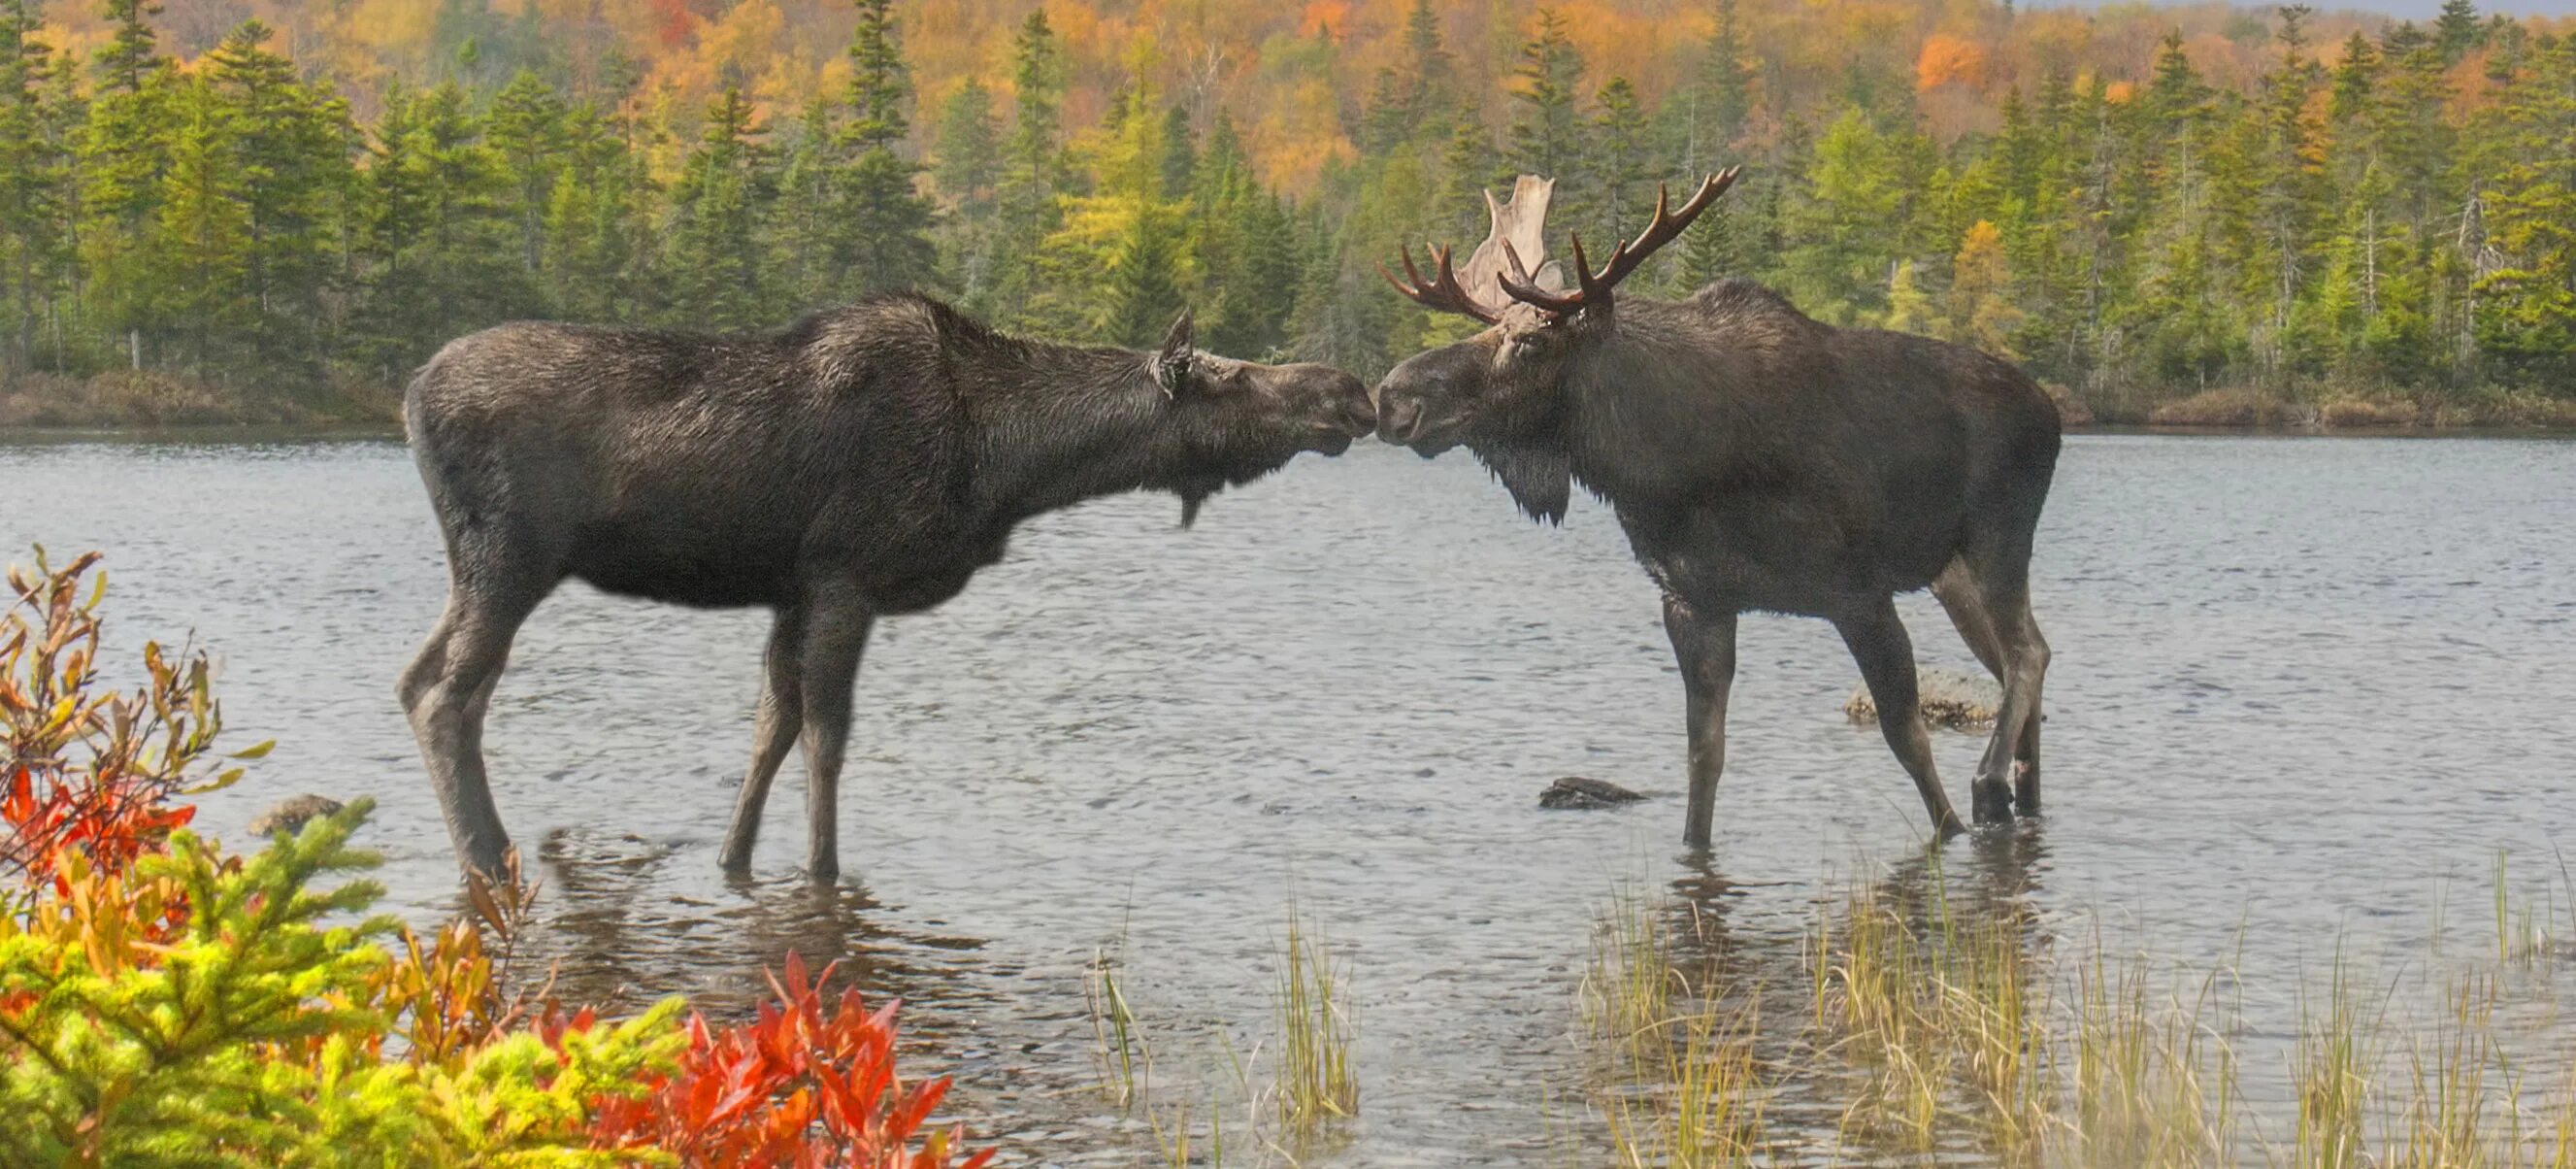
[1377,278,2060,841]
[400,293,1372,881]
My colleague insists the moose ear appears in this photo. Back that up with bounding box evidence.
[1152,308,1195,397]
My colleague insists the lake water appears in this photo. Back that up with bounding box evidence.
[5,430,2575,1164]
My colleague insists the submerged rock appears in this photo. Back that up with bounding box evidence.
[1844,668,2002,731]
[248,793,345,837]
[1539,776,1648,810]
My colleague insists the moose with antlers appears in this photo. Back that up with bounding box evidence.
[1377,171,2062,842]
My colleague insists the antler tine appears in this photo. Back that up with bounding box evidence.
[1591,168,1741,289]
[1498,241,1584,315]
[1380,242,1502,324]
[1494,169,1745,317]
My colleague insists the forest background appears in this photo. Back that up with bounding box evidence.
[2,0,2572,425]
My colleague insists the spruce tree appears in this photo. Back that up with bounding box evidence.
[1691,0,1753,173]
[986,9,1064,326]
[0,0,64,374]
[485,69,564,274]
[205,20,350,374]
[837,0,937,296]
[1507,9,1584,180]
[668,84,776,329]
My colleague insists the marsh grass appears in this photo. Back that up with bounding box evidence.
[1085,941,1151,1107]
[2060,942,2238,1168]
[2493,848,2570,967]
[1803,863,2052,1153]
[1273,908,1358,1131]
[1581,883,1767,1167]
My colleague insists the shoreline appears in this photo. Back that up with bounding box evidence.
[10,420,2575,444]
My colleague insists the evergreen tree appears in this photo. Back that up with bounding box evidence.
[668,84,776,329]
[1592,77,1652,248]
[1508,9,1584,180]
[0,0,64,374]
[835,0,937,296]
[204,20,351,374]
[1404,0,1453,124]
[985,9,1064,326]
[1689,0,1753,173]
[80,0,170,369]
[153,75,247,375]
[2471,33,2575,382]
[934,79,1000,217]
[2433,0,2483,65]
[485,69,564,274]
[93,0,161,95]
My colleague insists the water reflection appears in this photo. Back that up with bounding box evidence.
[522,826,993,1030]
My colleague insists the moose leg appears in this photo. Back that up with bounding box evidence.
[1834,601,1972,837]
[793,588,875,884]
[1986,595,2051,818]
[1957,534,2051,818]
[1931,557,2006,680]
[1662,594,1738,850]
[718,604,808,873]
[399,580,547,882]
[1932,557,2030,813]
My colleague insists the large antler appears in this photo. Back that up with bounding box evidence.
[1381,176,1560,324]
[1497,168,1742,316]
[1379,243,1501,324]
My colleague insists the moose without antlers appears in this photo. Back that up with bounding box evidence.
[400,294,1374,881]
[1378,171,2061,842]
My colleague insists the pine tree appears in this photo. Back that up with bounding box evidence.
[1433,108,1499,248]
[542,100,648,322]
[153,75,247,375]
[933,79,999,217]
[1159,105,1195,201]
[986,9,1064,326]
[1404,0,1453,124]
[774,100,842,311]
[93,0,161,96]
[2433,0,2483,65]
[204,20,351,375]
[835,0,937,296]
[1689,0,1753,173]
[1779,107,1902,324]
[1945,220,2022,356]
[668,84,776,329]
[80,0,171,369]
[485,69,564,274]
[2471,32,2575,384]
[0,0,65,374]
[1591,77,1652,248]
[1507,9,1584,180]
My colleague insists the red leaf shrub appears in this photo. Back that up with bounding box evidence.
[584,953,995,1168]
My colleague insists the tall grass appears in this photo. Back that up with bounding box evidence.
[2061,943,2237,1168]
[1085,941,1150,1107]
[1582,885,1766,1167]
[1804,863,2051,1152]
[1273,908,1358,1130]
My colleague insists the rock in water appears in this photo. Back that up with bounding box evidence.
[248,793,345,837]
[1843,668,2001,731]
[1539,777,1648,810]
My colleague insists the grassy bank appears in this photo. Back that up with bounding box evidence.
[1575,852,2576,1168]
[2057,383,2576,432]
[9,369,2571,435]
[0,371,401,428]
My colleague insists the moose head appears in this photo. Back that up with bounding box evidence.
[1372,170,1741,462]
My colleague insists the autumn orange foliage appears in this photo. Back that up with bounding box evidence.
[1915,32,1989,92]
[584,954,997,1168]
[27,0,2468,198]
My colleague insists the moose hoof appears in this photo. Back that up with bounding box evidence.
[1970,777,2017,826]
